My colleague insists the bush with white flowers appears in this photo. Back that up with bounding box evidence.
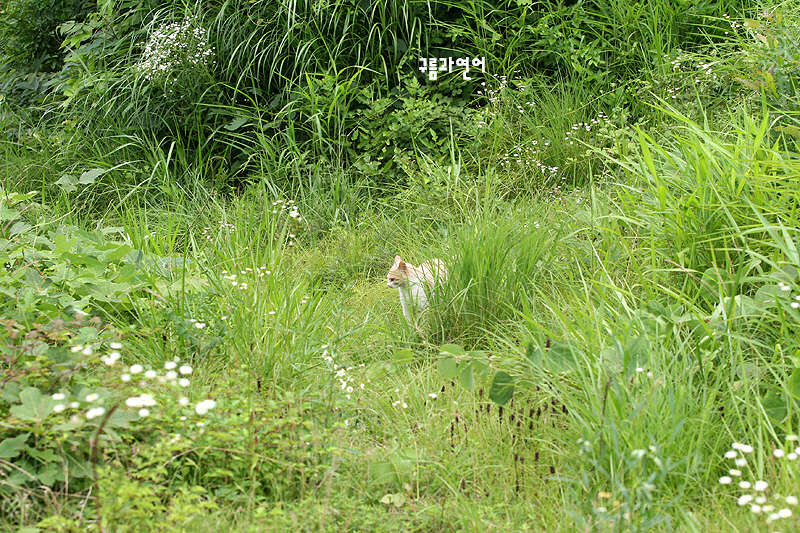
[135,15,215,88]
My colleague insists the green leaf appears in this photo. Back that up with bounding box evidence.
[489,372,515,406]
[459,363,475,390]
[439,344,467,357]
[393,348,414,364]
[788,368,800,402]
[525,343,544,366]
[9,387,57,423]
[55,174,78,192]
[437,357,459,379]
[224,117,249,131]
[78,168,106,184]
[0,432,30,459]
[9,222,31,236]
[762,389,787,425]
[547,340,580,374]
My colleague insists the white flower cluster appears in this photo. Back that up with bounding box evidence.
[135,16,215,85]
[719,439,799,527]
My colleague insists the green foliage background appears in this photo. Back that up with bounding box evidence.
[5,0,800,531]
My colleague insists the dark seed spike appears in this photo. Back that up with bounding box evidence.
[534,451,539,462]
[550,466,555,474]
[498,406,504,422]
[479,388,484,398]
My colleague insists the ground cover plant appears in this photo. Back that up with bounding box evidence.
[3,0,800,531]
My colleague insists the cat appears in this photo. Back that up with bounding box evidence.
[387,255,447,321]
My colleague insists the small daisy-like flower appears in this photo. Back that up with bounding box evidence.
[786,496,798,505]
[729,469,741,476]
[138,408,150,417]
[53,404,66,413]
[719,476,733,484]
[778,508,793,518]
[109,342,123,349]
[740,481,752,489]
[750,504,762,514]
[738,494,754,505]
[166,370,178,380]
[428,393,438,399]
[71,344,84,353]
[725,450,737,459]
[755,495,767,505]
[121,373,131,382]
[165,361,177,370]
[754,480,769,491]
[129,364,144,374]
[195,399,217,415]
[787,435,798,442]
[735,458,747,467]
[179,365,192,375]
[194,322,206,329]
[179,378,190,387]
[69,402,79,408]
[52,393,66,401]
[179,397,190,406]
[85,393,99,402]
[774,449,786,458]
[101,352,121,365]
[144,370,157,379]
[86,407,106,419]
[126,396,143,407]
[344,419,350,426]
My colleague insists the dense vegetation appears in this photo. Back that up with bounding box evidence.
[3,0,800,531]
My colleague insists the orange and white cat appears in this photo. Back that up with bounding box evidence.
[387,255,447,320]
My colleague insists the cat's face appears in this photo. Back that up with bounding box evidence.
[387,255,407,289]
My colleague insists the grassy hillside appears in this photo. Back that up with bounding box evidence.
[2,1,800,531]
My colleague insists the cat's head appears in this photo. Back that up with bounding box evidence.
[386,255,407,289]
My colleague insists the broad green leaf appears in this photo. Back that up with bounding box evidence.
[10,387,57,422]
[459,363,475,390]
[9,222,31,236]
[0,432,30,459]
[762,389,787,425]
[439,344,467,357]
[393,348,414,364]
[437,357,459,380]
[547,340,579,374]
[525,343,543,366]
[788,368,800,402]
[78,168,106,184]
[489,372,515,406]
[55,174,78,192]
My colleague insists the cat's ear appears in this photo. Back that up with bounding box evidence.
[394,255,402,264]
